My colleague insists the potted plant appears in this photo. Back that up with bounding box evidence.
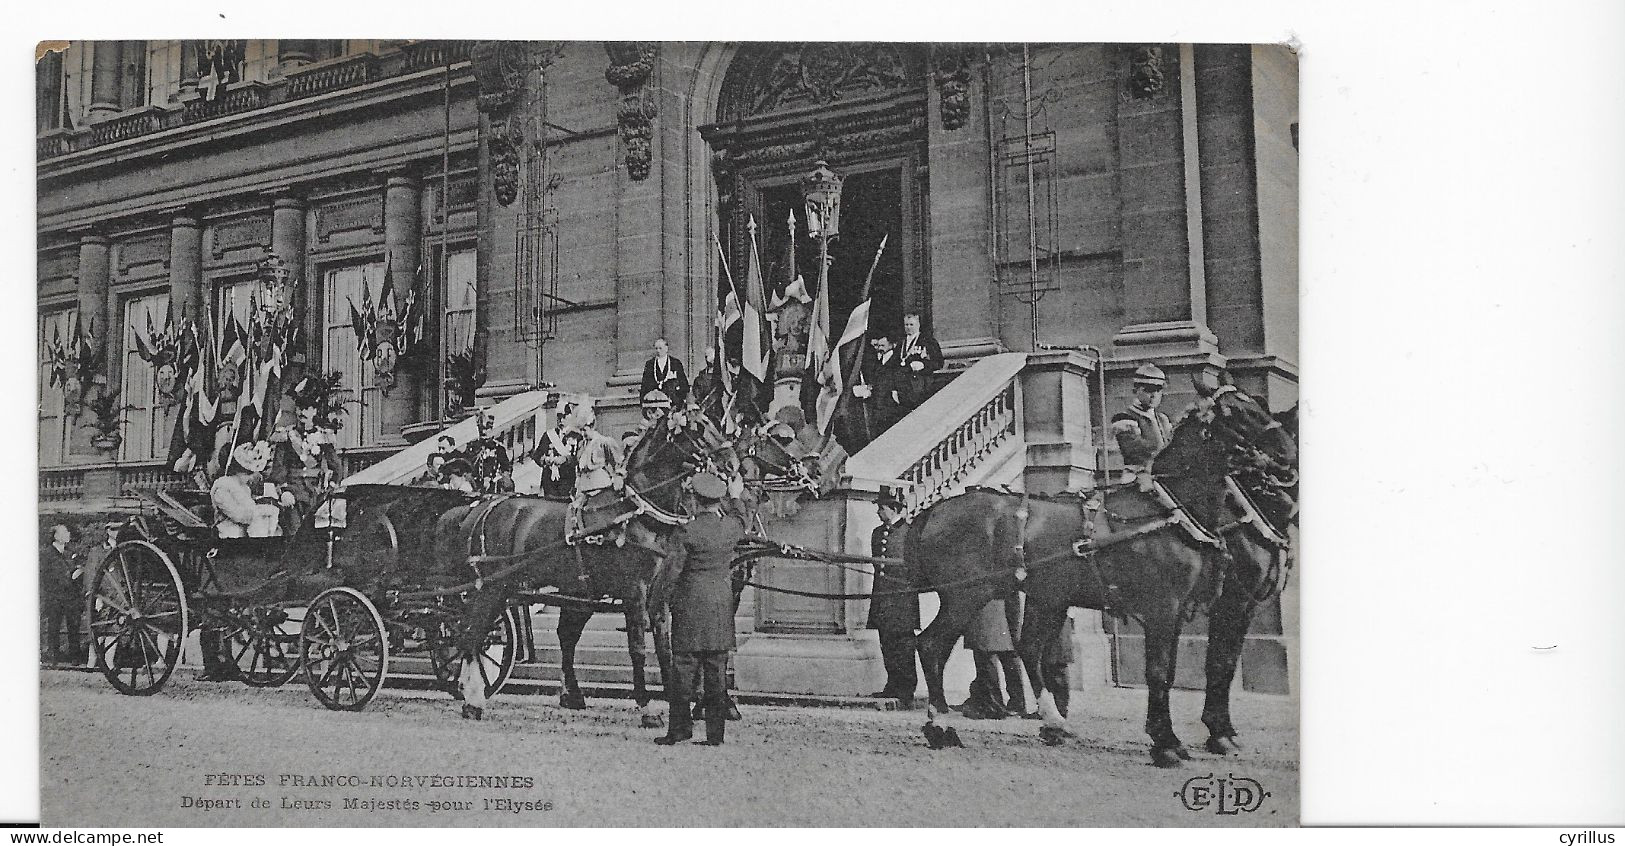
[443,349,485,421]
[82,384,132,453]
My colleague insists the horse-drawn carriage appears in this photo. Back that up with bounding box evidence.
[86,484,525,712]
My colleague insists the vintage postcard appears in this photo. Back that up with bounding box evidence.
[35,39,1298,827]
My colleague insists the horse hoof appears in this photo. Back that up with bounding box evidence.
[640,714,665,729]
[1204,735,1242,755]
[725,700,742,721]
[943,727,963,748]
[922,724,945,749]
[559,693,587,710]
[1038,726,1067,747]
[460,704,483,721]
[1150,747,1183,768]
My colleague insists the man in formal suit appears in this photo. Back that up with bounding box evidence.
[40,524,81,663]
[639,337,690,409]
[651,473,744,746]
[530,410,581,500]
[1111,363,1174,474]
[80,520,123,665]
[865,492,919,706]
[861,334,908,436]
[897,312,944,411]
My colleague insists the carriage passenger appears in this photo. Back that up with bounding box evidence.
[465,410,515,494]
[268,395,342,532]
[441,457,476,494]
[531,408,582,499]
[212,442,282,538]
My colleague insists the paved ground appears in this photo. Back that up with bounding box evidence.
[40,669,1297,827]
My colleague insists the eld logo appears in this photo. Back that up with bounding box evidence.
[1177,773,1270,815]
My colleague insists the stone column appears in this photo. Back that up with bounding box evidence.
[70,230,111,457]
[179,41,201,96]
[278,40,318,73]
[168,212,203,323]
[380,171,423,440]
[88,41,122,122]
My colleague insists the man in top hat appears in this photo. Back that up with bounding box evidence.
[1111,363,1175,473]
[866,491,920,706]
[39,523,81,664]
[530,408,581,500]
[268,390,343,532]
[640,337,690,409]
[213,442,282,538]
[650,472,744,746]
[897,312,944,411]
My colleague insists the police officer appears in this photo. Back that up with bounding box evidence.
[651,472,744,746]
[865,492,919,707]
[1111,363,1174,473]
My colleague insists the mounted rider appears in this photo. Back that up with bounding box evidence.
[1110,363,1175,480]
[565,397,626,541]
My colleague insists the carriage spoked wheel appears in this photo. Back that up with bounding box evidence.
[426,605,520,702]
[223,606,302,688]
[300,587,389,711]
[89,540,189,696]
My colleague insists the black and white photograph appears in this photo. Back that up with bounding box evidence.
[15,1,1625,837]
[30,36,1299,828]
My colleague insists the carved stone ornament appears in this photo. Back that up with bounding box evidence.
[1127,45,1167,100]
[605,43,659,181]
[489,121,522,207]
[933,45,973,131]
[470,41,528,115]
[723,43,915,121]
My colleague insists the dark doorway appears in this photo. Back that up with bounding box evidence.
[753,167,906,344]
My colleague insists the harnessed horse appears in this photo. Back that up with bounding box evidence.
[441,411,816,721]
[907,409,1238,766]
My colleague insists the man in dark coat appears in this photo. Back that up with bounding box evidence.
[860,334,909,437]
[639,337,690,409]
[897,312,944,411]
[529,414,581,499]
[40,524,81,663]
[865,492,919,706]
[651,472,745,746]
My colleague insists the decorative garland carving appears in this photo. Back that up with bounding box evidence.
[1127,45,1166,100]
[472,41,531,207]
[933,45,973,130]
[604,42,659,181]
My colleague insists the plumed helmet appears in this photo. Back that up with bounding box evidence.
[1132,363,1168,388]
[690,472,728,501]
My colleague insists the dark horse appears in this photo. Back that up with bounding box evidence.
[439,412,814,721]
[908,409,1235,766]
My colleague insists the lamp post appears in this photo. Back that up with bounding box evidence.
[799,159,843,388]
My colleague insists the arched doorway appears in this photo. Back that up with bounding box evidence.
[700,43,931,371]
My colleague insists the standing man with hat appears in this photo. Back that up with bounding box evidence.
[650,472,744,746]
[1111,363,1175,473]
[39,524,81,665]
[865,491,919,706]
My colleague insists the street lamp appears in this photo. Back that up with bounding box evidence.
[800,160,843,240]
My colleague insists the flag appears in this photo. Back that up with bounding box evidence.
[816,298,870,435]
[742,218,770,384]
[378,255,397,319]
[219,313,248,372]
[348,297,374,360]
[167,366,217,473]
[715,290,740,394]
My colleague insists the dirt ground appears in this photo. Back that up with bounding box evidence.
[39,669,1297,827]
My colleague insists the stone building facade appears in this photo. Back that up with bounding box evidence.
[37,40,1297,691]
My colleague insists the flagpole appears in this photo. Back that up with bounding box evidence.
[714,237,740,397]
[817,234,888,450]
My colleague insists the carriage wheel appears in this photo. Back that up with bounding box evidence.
[427,605,520,702]
[224,606,301,688]
[89,540,188,696]
[300,587,388,711]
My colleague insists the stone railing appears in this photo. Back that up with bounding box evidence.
[338,447,398,480]
[341,389,553,487]
[844,352,1027,515]
[116,462,188,498]
[88,107,167,146]
[401,40,474,72]
[40,468,85,503]
[39,41,471,160]
[284,53,380,98]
